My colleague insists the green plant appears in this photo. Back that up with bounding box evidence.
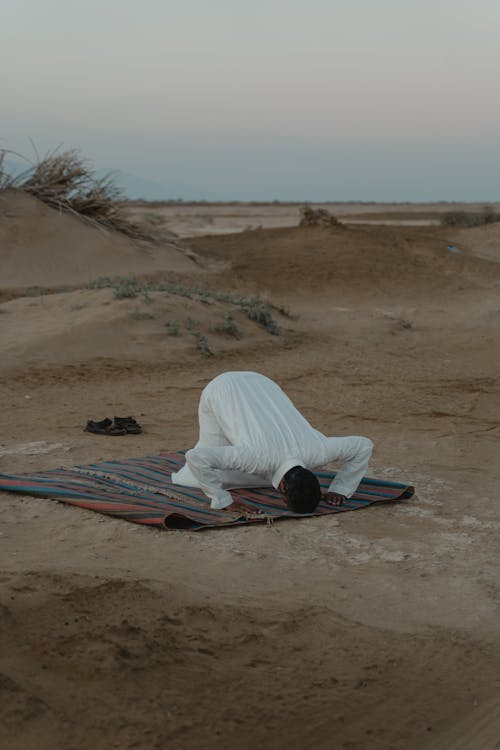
[242,297,280,335]
[157,280,193,298]
[185,317,200,331]
[214,312,242,339]
[113,278,141,299]
[193,332,213,357]
[85,276,282,335]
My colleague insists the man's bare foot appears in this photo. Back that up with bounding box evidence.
[323,491,347,506]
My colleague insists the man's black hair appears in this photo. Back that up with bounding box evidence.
[283,466,321,514]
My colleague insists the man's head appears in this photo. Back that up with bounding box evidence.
[280,466,322,514]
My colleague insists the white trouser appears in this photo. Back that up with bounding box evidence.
[171,389,268,489]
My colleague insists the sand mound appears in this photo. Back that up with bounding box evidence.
[1,571,497,750]
[190,225,499,298]
[0,190,199,289]
[0,288,290,370]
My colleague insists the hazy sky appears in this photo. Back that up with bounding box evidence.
[2,0,500,200]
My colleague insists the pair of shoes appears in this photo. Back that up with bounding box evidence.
[84,416,143,436]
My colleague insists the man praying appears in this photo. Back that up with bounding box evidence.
[172,371,373,513]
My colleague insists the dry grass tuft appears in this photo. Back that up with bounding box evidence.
[299,205,342,228]
[0,147,155,241]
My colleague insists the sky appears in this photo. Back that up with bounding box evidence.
[2,0,500,201]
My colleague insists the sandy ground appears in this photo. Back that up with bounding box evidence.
[1,192,500,750]
[125,199,500,237]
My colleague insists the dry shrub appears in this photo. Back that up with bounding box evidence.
[0,147,154,241]
[440,206,500,227]
[299,205,342,228]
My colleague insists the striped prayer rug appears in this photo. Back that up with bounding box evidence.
[0,451,414,530]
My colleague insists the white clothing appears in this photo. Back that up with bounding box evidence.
[172,371,373,510]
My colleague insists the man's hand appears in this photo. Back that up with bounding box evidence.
[323,491,347,507]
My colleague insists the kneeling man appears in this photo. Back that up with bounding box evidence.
[172,371,373,513]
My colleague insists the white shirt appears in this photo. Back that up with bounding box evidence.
[172,371,373,510]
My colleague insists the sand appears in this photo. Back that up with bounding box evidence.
[1,191,500,750]
[124,199,500,236]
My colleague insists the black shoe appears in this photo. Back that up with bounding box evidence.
[113,416,143,434]
[85,418,127,436]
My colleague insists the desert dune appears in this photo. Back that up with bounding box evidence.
[1,191,500,750]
